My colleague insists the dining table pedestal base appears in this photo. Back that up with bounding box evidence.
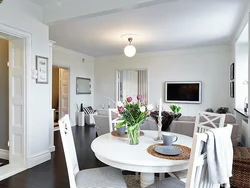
[140,172,154,188]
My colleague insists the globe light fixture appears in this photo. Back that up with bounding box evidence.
[124,38,136,57]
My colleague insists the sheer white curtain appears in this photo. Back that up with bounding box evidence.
[117,70,148,103]
[122,70,138,102]
[138,70,148,103]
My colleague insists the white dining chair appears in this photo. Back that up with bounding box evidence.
[168,111,226,182]
[108,108,124,132]
[147,124,233,188]
[193,111,226,134]
[59,115,127,188]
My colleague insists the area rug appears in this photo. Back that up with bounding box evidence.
[124,175,159,188]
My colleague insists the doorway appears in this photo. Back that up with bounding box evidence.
[0,24,30,180]
[116,70,148,103]
[0,37,9,168]
[52,66,70,130]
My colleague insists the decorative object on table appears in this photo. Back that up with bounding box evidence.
[116,95,153,145]
[205,108,214,113]
[80,103,84,112]
[150,111,173,131]
[162,132,178,146]
[111,130,144,138]
[154,98,163,142]
[76,77,91,94]
[117,126,126,136]
[155,145,182,156]
[147,144,191,160]
[230,63,234,80]
[169,104,182,120]
[216,107,229,114]
[77,103,85,126]
[230,81,234,98]
[36,56,48,84]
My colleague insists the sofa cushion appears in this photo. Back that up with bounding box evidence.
[97,109,118,118]
[82,107,94,115]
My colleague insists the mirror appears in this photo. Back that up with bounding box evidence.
[76,77,91,94]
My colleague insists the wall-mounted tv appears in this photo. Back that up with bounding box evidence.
[165,81,202,104]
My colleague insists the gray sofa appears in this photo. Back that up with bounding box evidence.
[141,114,239,146]
[94,109,117,136]
[94,110,239,146]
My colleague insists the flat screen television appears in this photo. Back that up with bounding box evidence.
[165,81,202,104]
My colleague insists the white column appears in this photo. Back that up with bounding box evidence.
[49,40,56,152]
[140,173,155,188]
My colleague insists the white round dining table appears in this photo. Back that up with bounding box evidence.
[91,130,193,188]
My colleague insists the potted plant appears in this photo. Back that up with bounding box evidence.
[216,107,229,114]
[116,95,153,145]
[205,108,214,113]
[169,104,182,120]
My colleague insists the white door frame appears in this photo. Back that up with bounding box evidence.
[0,24,31,174]
[52,66,70,119]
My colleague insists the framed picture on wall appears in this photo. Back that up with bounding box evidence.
[230,63,234,80]
[230,81,234,98]
[36,56,48,84]
[76,77,91,94]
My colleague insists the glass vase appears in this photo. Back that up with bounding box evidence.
[128,126,140,145]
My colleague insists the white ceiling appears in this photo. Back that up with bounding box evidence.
[48,0,248,57]
[30,0,64,6]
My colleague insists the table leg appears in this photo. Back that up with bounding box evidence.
[140,173,154,188]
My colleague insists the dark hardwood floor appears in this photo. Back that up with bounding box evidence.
[0,125,106,188]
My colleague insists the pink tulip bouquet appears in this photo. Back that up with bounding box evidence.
[116,95,154,145]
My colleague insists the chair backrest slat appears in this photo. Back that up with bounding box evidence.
[108,108,124,132]
[194,112,226,135]
[59,115,79,188]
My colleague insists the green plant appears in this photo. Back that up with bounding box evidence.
[216,107,229,114]
[169,105,181,114]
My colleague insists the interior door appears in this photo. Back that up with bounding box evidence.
[59,68,69,118]
[9,38,25,165]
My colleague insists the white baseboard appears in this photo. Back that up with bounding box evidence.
[49,146,55,152]
[27,151,51,168]
[0,164,25,181]
[0,149,9,160]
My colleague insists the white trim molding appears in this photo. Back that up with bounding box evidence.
[27,151,51,168]
[0,149,9,160]
[49,146,55,152]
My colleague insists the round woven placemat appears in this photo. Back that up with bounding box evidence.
[111,131,144,138]
[147,144,191,160]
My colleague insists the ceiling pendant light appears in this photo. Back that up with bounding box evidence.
[124,38,136,57]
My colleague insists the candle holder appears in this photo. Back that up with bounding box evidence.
[154,114,163,141]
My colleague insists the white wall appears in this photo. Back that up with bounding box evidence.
[94,46,232,116]
[52,45,95,125]
[0,0,51,167]
[235,43,248,109]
